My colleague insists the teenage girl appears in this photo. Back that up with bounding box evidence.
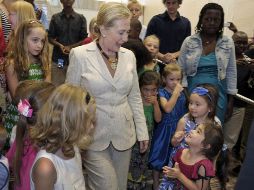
[4,19,50,141]
[159,84,220,189]
[149,63,187,190]
[128,70,162,189]
[30,84,95,189]
[6,80,55,190]
[162,122,224,190]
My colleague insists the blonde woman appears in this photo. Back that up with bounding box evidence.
[66,2,149,189]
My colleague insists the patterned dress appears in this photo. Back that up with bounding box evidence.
[4,63,44,146]
[148,88,186,171]
[159,114,196,189]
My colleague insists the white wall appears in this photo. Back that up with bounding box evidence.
[143,0,254,38]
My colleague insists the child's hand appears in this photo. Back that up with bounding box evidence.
[174,131,185,143]
[145,95,158,105]
[173,83,184,96]
[163,162,181,179]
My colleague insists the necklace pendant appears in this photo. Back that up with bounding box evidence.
[109,59,118,70]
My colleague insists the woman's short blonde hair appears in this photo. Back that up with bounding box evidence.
[95,2,131,36]
[31,84,96,158]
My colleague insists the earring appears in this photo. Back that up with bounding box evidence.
[102,34,106,38]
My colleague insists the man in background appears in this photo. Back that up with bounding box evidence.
[48,0,87,86]
[146,0,191,63]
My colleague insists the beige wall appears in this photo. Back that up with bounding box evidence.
[143,0,254,38]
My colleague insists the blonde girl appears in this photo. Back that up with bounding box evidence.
[148,63,187,189]
[4,19,50,141]
[6,19,50,97]
[7,1,36,52]
[30,84,95,189]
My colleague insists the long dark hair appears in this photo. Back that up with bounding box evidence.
[195,3,224,38]
[13,81,55,186]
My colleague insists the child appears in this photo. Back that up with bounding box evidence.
[128,18,142,41]
[7,1,36,53]
[127,0,147,40]
[159,84,220,189]
[128,70,162,189]
[30,84,95,189]
[148,63,187,190]
[162,122,224,190]
[121,39,154,77]
[6,81,55,190]
[4,19,50,141]
[143,34,165,74]
[0,125,8,190]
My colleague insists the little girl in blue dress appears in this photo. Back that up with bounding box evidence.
[148,64,187,190]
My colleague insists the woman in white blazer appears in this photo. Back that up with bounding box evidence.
[65,2,149,190]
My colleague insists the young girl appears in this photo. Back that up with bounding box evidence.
[7,1,36,55]
[162,122,224,190]
[159,84,220,189]
[30,84,95,189]
[6,81,55,190]
[128,70,162,189]
[143,35,165,74]
[4,19,50,141]
[148,63,187,190]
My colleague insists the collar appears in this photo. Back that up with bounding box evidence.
[60,9,75,18]
[162,11,180,21]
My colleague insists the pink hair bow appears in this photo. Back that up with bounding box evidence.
[17,99,33,118]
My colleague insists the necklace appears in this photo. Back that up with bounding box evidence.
[96,41,118,70]
[203,38,216,46]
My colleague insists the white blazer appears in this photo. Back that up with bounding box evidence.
[66,41,149,151]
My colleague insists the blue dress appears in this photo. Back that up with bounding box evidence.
[159,114,196,190]
[148,88,186,171]
[187,52,227,124]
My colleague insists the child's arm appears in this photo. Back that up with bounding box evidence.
[32,158,57,190]
[145,95,162,122]
[171,117,185,147]
[160,83,183,113]
[163,163,210,190]
[5,60,18,98]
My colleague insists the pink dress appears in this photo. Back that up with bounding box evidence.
[6,137,37,190]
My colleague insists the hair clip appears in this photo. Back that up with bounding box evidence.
[17,99,33,118]
[191,87,212,101]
